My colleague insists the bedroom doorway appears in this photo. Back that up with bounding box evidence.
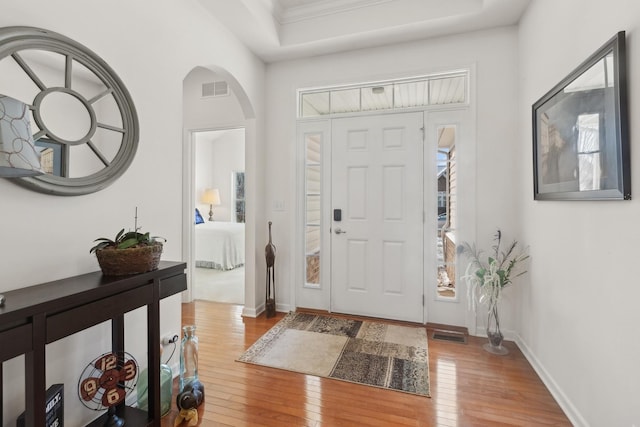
[193,127,246,305]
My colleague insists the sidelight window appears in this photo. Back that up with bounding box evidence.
[304,134,322,286]
[436,125,457,299]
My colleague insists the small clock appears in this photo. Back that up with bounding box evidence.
[77,352,138,426]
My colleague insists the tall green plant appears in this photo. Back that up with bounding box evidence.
[458,230,529,312]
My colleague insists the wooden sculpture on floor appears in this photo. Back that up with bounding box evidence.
[265,221,276,318]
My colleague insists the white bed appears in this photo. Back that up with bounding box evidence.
[195,221,245,270]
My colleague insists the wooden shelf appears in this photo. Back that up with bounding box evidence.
[0,261,187,427]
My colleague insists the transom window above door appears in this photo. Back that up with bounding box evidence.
[298,70,469,118]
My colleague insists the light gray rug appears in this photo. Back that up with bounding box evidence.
[238,312,430,397]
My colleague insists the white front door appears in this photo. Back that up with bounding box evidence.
[331,112,424,323]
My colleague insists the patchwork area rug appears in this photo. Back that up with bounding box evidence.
[237,312,430,397]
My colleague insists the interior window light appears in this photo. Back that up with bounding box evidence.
[299,70,469,117]
[429,76,466,105]
[301,91,330,117]
[330,88,360,114]
[361,85,393,111]
[394,80,428,108]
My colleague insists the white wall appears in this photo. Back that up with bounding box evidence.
[518,1,640,425]
[183,67,246,130]
[211,130,245,222]
[265,27,520,320]
[0,1,264,425]
[195,133,215,215]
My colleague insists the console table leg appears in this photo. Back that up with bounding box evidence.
[1,363,3,425]
[112,315,126,417]
[25,313,46,427]
[148,278,161,426]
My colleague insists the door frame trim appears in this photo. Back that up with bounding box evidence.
[294,105,476,329]
[182,124,247,306]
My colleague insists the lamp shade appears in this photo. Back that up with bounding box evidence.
[201,188,221,205]
[0,95,44,177]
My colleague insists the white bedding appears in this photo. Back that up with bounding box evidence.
[195,221,245,270]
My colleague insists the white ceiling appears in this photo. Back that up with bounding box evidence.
[198,0,531,62]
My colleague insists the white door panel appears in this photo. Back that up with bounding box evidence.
[331,112,424,323]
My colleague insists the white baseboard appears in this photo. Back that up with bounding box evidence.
[243,305,260,318]
[515,333,587,427]
[242,302,291,318]
[473,325,517,341]
[276,303,291,313]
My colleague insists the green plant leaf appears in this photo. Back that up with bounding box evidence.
[93,237,114,243]
[120,231,139,241]
[90,215,165,253]
[117,237,140,249]
[89,241,112,253]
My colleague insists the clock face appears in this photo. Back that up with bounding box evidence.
[78,352,138,410]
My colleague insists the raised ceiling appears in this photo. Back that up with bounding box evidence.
[198,0,531,62]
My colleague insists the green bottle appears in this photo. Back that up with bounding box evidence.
[137,346,173,416]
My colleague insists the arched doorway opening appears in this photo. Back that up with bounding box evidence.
[182,65,260,317]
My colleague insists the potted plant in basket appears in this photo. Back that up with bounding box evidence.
[90,211,165,276]
[458,230,529,355]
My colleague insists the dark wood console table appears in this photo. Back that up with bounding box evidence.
[0,261,187,427]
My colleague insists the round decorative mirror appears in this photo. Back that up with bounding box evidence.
[0,26,139,195]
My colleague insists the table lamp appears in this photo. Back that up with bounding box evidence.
[201,188,220,221]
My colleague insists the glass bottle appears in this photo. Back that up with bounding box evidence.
[179,325,199,391]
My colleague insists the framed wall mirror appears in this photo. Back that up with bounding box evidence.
[0,26,139,196]
[532,31,630,201]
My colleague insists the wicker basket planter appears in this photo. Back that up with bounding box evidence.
[96,242,163,276]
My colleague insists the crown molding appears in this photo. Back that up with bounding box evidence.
[274,0,394,24]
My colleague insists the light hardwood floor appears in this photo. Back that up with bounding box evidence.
[162,301,570,426]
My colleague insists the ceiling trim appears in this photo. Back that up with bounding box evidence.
[275,0,394,24]
[199,0,531,62]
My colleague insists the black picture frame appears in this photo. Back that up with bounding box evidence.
[532,31,630,200]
